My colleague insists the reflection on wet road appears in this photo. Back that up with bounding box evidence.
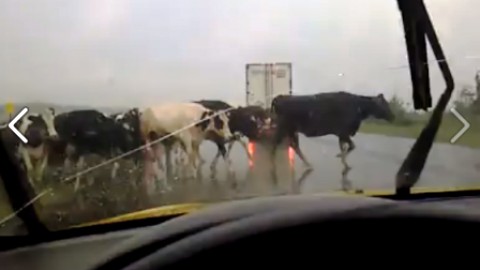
[204,133,480,192]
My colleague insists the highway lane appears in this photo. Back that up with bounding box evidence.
[199,133,480,193]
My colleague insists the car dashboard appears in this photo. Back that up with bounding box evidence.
[1,194,480,270]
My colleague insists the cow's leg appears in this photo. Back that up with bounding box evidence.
[180,135,196,179]
[164,142,173,180]
[337,136,353,190]
[172,142,182,179]
[154,144,165,171]
[210,146,224,171]
[269,124,289,183]
[153,143,171,191]
[224,141,235,176]
[64,158,73,172]
[142,148,156,195]
[62,152,77,182]
[195,147,206,166]
[20,147,35,186]
[148,143,164,190]
[141,133,158,195]
[337,137,350,169]
[196,145,206,165]
[111,162,120,179]
[63,143,76,173]
[347,138,356,153]
[289,133,311,169]
[209,143,225,177]
[191,142,204,180]
[73,156,85,192]
[35,154,49,184]
[237,139,252,161]
[337,136,354,167]
[173,141,188,180]
[270,120,289,164]
[191,141,201,170]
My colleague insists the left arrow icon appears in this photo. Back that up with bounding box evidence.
[8,107,29,144]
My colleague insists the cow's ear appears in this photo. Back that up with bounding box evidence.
[27,115,39,121]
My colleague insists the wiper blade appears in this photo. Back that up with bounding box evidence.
[0,136,48,234]
[395,0,455,195]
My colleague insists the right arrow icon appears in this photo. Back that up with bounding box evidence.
[450,107,470,144]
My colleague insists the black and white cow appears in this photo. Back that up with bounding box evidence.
[0,108,58,186]
[52,108,142,190]
[110,108,143,163]
[140,102,233,189]
[192,100,271,173]
[270,91,395,174]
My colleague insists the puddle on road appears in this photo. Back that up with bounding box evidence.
[144,141,298,205]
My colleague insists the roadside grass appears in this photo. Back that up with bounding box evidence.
[360,114,480,149]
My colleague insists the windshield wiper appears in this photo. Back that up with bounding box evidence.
[395,0,455,196]
[0,139,48,234]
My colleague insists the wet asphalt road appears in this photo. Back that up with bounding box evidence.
[1,132,479,234]
[199,133,480,193]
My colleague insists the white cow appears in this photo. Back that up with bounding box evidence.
[140,102,233,190]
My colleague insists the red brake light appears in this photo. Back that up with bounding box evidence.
[288,147,295,166]
[247,142,255,167]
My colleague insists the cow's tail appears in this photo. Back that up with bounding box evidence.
[269,99,281,124]
[270,98,278,116]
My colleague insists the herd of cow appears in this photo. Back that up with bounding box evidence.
[0,91,395,194]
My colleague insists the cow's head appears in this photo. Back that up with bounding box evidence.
[371,94,395,122]
[113,108,143,152]
[230,106,271,140]
[19,107,58,147]
[196,110,233,140]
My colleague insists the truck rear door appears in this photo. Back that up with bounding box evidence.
[246,63,292,109]
[245,63,296,195]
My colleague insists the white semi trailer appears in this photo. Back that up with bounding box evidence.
[246,63,293,109]
[244,63,297,196]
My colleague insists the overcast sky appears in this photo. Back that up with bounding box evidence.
[0,0,478,108]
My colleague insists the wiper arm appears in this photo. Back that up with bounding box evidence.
[0,138,48,234]
[395,0,455,196]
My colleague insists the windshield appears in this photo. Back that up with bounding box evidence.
[0,0,479,235]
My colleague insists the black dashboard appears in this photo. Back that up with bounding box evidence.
[1,194,480,270]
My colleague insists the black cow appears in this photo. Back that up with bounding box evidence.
[0,108,58,186]
[271,91,395,175]
[53,108,142,190]
[192,100,270,173]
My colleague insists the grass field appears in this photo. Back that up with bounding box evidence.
[360,113,480,149]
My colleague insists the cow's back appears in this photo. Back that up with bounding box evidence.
[141,103,208,136]
[54,110,111,137]
[193,100,232,111]
[54,110,122,156]
[272,92,366,137]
